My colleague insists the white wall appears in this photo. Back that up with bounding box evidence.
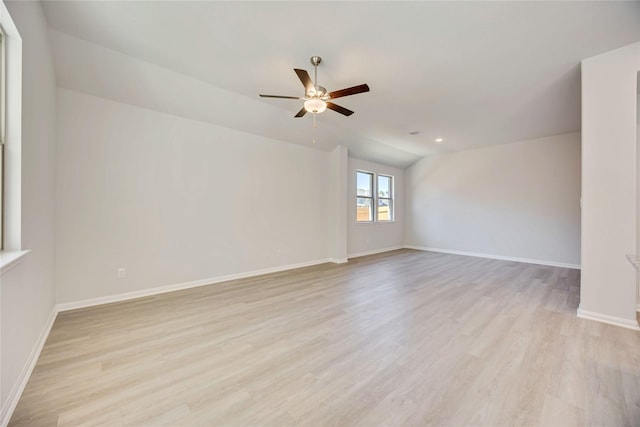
[347,157,404,257]
[580,42,640,329]
[0,0,57,422]
[328,146,348,263]
[56,89,333,304]
[405,133,581,267]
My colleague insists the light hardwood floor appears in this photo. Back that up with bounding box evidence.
[9,249,640,426]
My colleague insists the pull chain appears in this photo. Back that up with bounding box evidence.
[312,113,317,144]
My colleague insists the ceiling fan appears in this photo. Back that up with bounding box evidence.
[259,56,370,118]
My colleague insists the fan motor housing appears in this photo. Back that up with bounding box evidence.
[309,85,327,98]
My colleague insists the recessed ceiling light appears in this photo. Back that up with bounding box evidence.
[435,138,444,143]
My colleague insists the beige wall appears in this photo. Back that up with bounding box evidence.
[580,42,640,328]
[405,132,581,267]
[347,158,405,257]
[56,89,332,304]
[1,0,57,421]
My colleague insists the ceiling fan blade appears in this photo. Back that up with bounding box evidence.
[259,94,301,99]
[326,102,354,116]
[294,69,314,93]
[294,107,307,118]
[328,84,370,99]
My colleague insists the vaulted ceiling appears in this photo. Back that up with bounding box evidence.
[40,1,640,168]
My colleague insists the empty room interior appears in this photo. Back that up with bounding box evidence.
[1,1,640,426]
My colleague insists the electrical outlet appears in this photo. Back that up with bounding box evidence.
[117,268,126,279]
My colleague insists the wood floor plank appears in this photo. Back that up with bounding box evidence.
[9,249,640,426]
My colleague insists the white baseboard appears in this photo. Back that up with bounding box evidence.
[1,307,58,427]
[577,307,640,331]
[347,246,403,259]
[404,245,581,270]
[329,258,348,264]
[57,258,333,312]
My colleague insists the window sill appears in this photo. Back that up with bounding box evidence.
[355,221,396,224]
[1,250,30,275]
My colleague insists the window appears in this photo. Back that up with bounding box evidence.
[0,3,24,259]
[0,27,5,249]
[377,174,393,221]
[356,171,394,222]
[356,171,373,222]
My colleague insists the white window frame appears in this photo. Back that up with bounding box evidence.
[0,26,6,249]
[356,170,395,223]
[356,170,374,222]
[0,2,27,273]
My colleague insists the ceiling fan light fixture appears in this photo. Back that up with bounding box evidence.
[304,99,327,113]
[258,56,368,120]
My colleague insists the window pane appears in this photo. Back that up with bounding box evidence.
[0,145,2,248]
[378,198,392,221]
[378,175,391,198]
[356,197,373,222]
[356,171,373,197]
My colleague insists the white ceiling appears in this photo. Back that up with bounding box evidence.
[40,1,640,168]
